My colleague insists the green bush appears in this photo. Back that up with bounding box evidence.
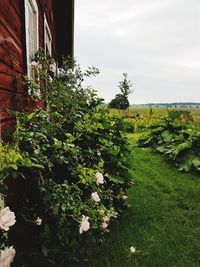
[138,115,200,172]
[2,52,132,266]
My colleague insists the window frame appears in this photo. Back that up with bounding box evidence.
[44,14,52,56]
[24,0,39,77]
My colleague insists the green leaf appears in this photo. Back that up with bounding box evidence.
[98,161,104,168]
[9,164,18,170]
[175,141,192,154]
[53,138,62,149]
[107,175,124,184]
[192,158,200,168]
[28,112,36,120]
[42,245,49,257]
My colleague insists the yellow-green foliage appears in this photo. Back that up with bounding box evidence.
[110,107,166,119]
[0,144,22,172]
[110,107,200,120]
[110,107,200,131]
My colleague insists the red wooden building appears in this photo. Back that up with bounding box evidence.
[0,0,74,134]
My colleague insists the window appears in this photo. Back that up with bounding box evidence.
[44,15,52,56]
[24,0,39,77]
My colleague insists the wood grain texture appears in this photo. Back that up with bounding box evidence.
[0,0,73,132]
[0,4,23,49]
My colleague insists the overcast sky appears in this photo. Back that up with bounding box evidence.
[75,0,200,104]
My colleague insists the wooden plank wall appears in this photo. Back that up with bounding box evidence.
[0,0,56,134]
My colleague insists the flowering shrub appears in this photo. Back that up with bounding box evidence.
[1,51,132,265]
[0,246,16,267]
[0,144,35,265]
[0,144,23,183]
[0,206,16,266]
[0,207,16,231]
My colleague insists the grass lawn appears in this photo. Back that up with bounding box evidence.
[83,136,200,267]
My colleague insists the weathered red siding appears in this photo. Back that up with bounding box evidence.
[0,0,24,132]
[0,0,57,133]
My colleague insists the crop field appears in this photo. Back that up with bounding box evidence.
[110,107,200,121]
[109,107,200,134]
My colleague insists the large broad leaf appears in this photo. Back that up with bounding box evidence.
[175,141,192,155]
[156,145,168,153]
[161,130,174,143]
[179,161,193,172]
[192,157,200,169]
[179,153,196,171]
[152,126,164,133]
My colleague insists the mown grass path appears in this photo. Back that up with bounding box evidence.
[86,144,200,267]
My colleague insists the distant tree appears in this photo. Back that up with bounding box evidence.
[109,73,133,110]
[118,73,133,98]
[109,94,129,110]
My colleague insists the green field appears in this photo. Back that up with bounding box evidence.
[81,135,200,267]
[110,107,200,121]
[110,107,200,133]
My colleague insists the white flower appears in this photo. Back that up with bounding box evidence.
[95,172,104,185]
[38,63,43,70]
[35,217,42,226]
[49,63,56,73]
[48,75,53,83]
[0,207,16,231]
[102,215,110,222]
[57,68,65,76]
[130,246,136,254]
[79,215,90,234]
[122,195,128,200]
[97,150,101,156]
[101,222,108,229]
[30,61,38,67]
[91,192,100,202]
[0,246,16,267]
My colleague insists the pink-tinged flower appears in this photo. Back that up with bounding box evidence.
[35,217,42,226]
[102,215,110,222]
[0,246,16,267]
[95,172,104,185]
[122,195,128,200]
[49,63,56,73]
[101,222,108,229]
[30,61,38,67]
[0,207,16,231]
[79,215,90,234]
[38,63,43,70]
[91,192,100,202]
